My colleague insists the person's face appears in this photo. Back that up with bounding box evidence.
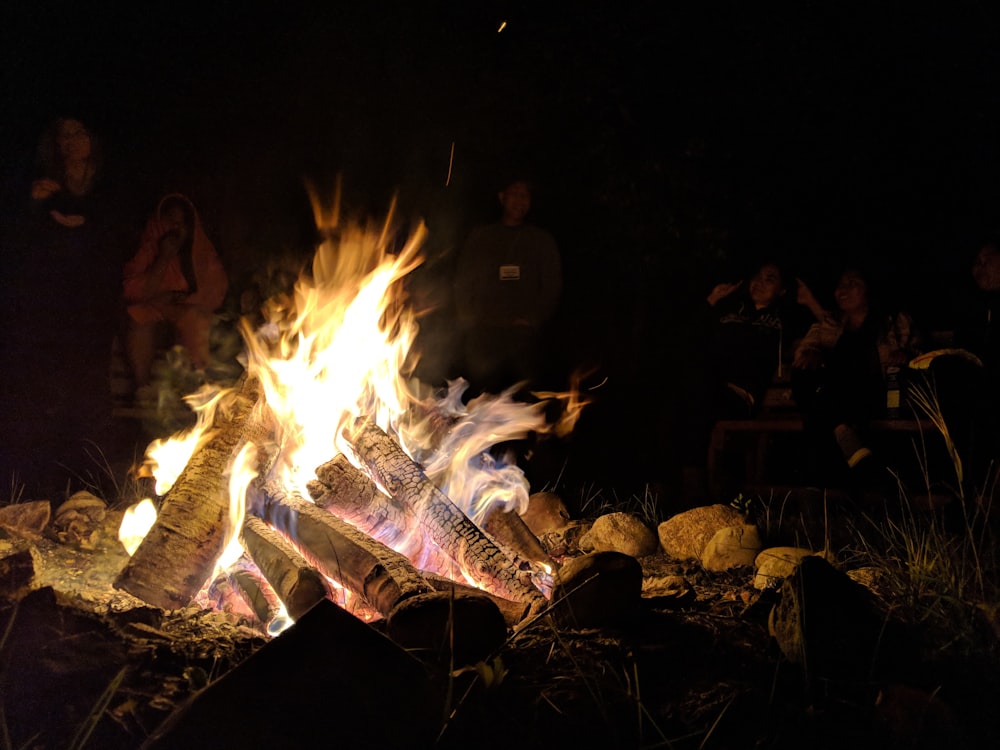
[835,271,868,314]
[972,245,1000,292]
[748,264,785,308]
[161,205,192,243]
[56,119,91,161]
[499,181,531,225]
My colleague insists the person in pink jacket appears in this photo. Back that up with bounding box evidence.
[123,193,228,387]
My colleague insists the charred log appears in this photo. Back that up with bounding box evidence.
[479,503,555,572]
[420,570,532,629]
[308,453,416,551]
[346,419,548,613]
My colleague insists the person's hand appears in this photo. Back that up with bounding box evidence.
[49,210,85,228]
[795,278,817,306]
[31,178,62,201]
[157,232,183,260]
[793,348,824,370]
[707,280,742,306]
[884,349,909,368]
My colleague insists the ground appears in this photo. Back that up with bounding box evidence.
[3,503,998,750]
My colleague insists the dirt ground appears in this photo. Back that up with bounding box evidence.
[3,506,999,750]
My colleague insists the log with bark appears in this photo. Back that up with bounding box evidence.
[113,376,263,609]
[239,515,331,621]
[248,478,507,663]
[346,419,549,615]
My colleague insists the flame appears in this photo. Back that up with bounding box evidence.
[215,442,259,573]
[119,498,157,555]
[242,199,426,491]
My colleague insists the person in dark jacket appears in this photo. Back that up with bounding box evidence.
[453,176,562,399]
[675,260,803,500]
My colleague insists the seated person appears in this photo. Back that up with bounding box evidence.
[675,260,811,499]
[791,267,922,490]
[922,241,1000,497]
[123,194,229,388]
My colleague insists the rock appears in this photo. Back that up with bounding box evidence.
[875,683,961,748]
[550,551,642,629]
[537,520,591,558]
[521,492,571,535]
[657,504,745,562]
[49,491,108,549]
[753,546,821,590]
[578,511,658,557]
[0,500,52,537]
[641,573,694,603]
[701,524,762,571]
[768,555,887,688]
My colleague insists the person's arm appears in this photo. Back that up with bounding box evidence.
[795,277,830,322]
[123,232,181,303]
[529,234,562,325]
[185,245,229,311]
[707,280,742,307]
[792,320,835,369]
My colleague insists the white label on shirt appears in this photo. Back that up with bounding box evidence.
[499,264,521,281]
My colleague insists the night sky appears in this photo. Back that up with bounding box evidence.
[3,1,1000,363]
[3,1,1000,497]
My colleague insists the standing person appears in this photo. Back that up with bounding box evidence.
[453,175,562,399]
[123,193,229,391]
[0,116,122,501]
[791,267,921,492]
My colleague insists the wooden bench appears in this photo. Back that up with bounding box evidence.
[707,412,937,499]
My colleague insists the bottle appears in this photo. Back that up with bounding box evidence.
[885,365,901,418]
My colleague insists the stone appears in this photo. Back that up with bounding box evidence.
[521,492,571,535]
[753,546,819,590]
[578,511,658,557]
[657,504,745,562]
[550,551,642,629]
[701,524,762,571]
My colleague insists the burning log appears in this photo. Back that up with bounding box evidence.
[480,503,556,572]
[206,571,258,621]
[346,419,548,614]
[114,376,263,609]
[249,479,507,662]
[308,453,415,551]
[420,570,532,629]
[250,478,428,615]
[229,568,283,625]
[239,515,331,621]
[306,457,537,628]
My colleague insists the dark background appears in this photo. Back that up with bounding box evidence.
[3,1,999,497]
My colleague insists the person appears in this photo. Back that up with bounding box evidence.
[790,266,922,492]
[452,175,562,399]
[0,116,123,500]
[923,241,1000,499]
[672,260,811,501]
[123,193,229,390]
